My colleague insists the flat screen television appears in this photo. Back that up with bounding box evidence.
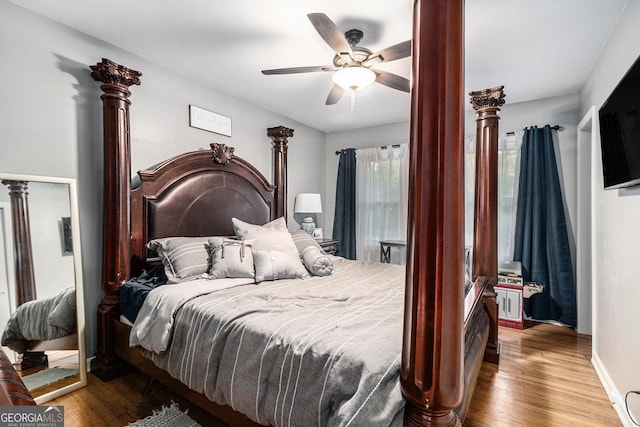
[599,55,640,189]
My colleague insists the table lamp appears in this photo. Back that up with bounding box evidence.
[294,193,322,235]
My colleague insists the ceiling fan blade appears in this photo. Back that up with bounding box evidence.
[262,66,336,75]
[363,40,412,66]
[375,71,411,92]
[307,13,354,60]
[326,84,345,105]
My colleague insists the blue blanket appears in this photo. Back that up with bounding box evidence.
[119,265,167,323]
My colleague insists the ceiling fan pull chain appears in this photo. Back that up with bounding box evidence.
[350,91,355,111]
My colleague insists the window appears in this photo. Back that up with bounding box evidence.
[465,133,521,265]
[355,145,409,262]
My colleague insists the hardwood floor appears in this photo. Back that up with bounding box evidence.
[465,322,620,426]
[19,350,81,399]
[46,365,225,427]
[48,322,620,426]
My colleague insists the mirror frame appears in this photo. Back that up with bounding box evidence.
[0,173,87,403]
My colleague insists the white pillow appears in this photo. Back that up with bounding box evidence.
[302,246,333,277]
[253,249,309,283]
[290,230,323,257]
[207,237,256,280]
[231,217,298,257]
[232,217,287,235]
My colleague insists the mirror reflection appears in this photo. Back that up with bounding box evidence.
[0,174,86,403]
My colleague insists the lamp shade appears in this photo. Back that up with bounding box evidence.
[294,193,322,213]
[332,66,376,91]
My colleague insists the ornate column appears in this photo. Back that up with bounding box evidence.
[401,0,465,426]
[2,180,49,370]
[267,126,293,221]
[90,58,141,380]
[470,86,505,364]
[2,180,36,306]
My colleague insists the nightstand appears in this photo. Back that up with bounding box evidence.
[317,239,339,255]
[495,283,524,329]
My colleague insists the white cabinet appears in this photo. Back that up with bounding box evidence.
[496,285,523,328]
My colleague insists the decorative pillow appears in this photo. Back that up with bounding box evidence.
[147,237,210,283]
[207,237,256,280]
[290,229,323,257]
[231,217,299,257]
[302,246,333,277]
[253,249,309,283]
[232,217,287,236]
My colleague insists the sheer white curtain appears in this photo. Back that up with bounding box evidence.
[464,132,522,264]
[355,145,409,262]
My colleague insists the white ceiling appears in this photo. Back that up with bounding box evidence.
[10,0,629,133]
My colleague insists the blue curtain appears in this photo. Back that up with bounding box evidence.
[333,148,356,259]
[513,125,576,327]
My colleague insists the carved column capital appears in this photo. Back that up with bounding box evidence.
[267,126,294,146]
[90,58,142,89]
[469,86,505,111]
[2,180,28,195]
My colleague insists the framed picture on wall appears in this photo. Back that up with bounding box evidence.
[61,216,73,254]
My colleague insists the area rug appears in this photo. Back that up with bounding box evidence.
[21,367,79,390]
[126,402,201,427]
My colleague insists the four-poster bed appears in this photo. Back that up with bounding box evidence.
[90,1,504,425]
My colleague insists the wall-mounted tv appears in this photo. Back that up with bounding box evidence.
[599,55,640,189]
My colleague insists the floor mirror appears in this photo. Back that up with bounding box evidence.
[0,173,87,403]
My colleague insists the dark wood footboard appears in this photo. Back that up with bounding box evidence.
[113,320,261,427]
[457,277,491,421]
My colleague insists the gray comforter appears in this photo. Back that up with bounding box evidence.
[2,287,76,353]
[131,257,405,427]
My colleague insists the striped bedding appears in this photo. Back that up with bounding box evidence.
[131,256,405,427]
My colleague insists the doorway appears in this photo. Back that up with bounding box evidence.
[576,106,597,337]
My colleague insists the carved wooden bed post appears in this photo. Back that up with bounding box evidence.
[267,126,292,221]
[1,180,48,370]
[402,0,465,426]
[470,86,505,364]
[89,58,142,380]
[1,180,37,306]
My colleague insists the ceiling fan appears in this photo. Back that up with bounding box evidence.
[261,13,411,105]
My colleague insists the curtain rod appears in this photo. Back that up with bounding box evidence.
[335,144,401,155]
[506,124,563,136]
[336,124,564,152]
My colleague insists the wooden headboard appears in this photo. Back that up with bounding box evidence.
[129,143,279,274]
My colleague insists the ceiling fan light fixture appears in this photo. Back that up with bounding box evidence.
[332,66,376,91]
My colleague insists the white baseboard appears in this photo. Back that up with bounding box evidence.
[592,353,633,427]
[86,355,95,372]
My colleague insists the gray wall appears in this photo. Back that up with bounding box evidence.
[579,1,640,424]
[0,1,326,359]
